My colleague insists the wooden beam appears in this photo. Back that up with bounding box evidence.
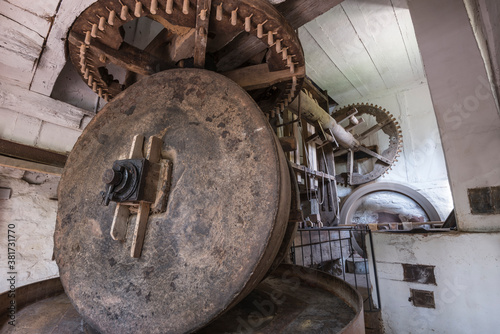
[0,139,67,168]
[193,0,212,68]
[215,33,269,72]
[275,0,344,29]
[222,63,305,90]
[0,82,91,130]
[0,155,63,176]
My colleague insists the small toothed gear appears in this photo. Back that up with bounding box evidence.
[67,0,305,113]
[332,103,403,186]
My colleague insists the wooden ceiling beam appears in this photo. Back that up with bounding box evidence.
[275,0,345,29]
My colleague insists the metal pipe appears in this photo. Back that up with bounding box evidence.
[288,90,359,149]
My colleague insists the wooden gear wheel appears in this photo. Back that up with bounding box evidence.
[332,103,403,186]
[67,0,305,113]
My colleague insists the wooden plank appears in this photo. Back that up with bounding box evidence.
[0,1,52,37]
[131,202,151,258]
[0,83,91,130]
[129,135,145,159]
[298,28,362,104]
[0,155,63,175]
[275,0,344,29]
[340,0,415,89]
[30,0,97,96]
[111,204,130,241]
[222,63,305,90]
[0,139,67,168]
[0,46,36,88]
[193,0,212,68]
[290,161,336,182]
[0,15,44,58]
[215,32,268,72]
[307,7,387,97]
[391,0,426,81]
[5,0,61,18]
[146,137,162,163]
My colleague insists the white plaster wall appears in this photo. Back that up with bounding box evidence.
[409,0,500,231]
[0,166,60,292]
[367,231,500,334]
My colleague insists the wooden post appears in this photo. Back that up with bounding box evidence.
[193,0,212,68]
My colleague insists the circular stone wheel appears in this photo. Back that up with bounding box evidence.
[54,69,291,334]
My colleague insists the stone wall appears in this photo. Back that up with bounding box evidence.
[0,166,60,292]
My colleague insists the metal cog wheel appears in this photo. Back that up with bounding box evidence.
[332,103,403,186]
[67,0,305,113]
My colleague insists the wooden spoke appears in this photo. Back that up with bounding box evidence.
[357,146,392,165]
[355,118,392,142]
[69,32,169,76]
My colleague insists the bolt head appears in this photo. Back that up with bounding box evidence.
[102,169,122,185]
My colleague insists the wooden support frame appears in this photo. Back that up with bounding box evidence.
[193,0,212,68]
[0,139,67,168]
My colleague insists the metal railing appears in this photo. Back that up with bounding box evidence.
[290,225,381,311]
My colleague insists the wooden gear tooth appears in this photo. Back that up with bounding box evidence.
[98,16,106,31]
[257,20,268,38]
[216,3,223,21]
[134,0,143,17]
[244,14,253,32]
[104,93,109,102]
[120,3,129,21]
[182,0,190,15]
[106,7,116,25]
[276,38,283,53]
[231,7,238,26]
[88,74,93,86]
[84,68,90,79]
[282,47,288,60]
[150,0,158,14]
[84,30,92,45]
[267,31,275,45]
[98,87,103,97]
[166,0,174,14]
[200,9,208,20]
[92,81,97,92]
